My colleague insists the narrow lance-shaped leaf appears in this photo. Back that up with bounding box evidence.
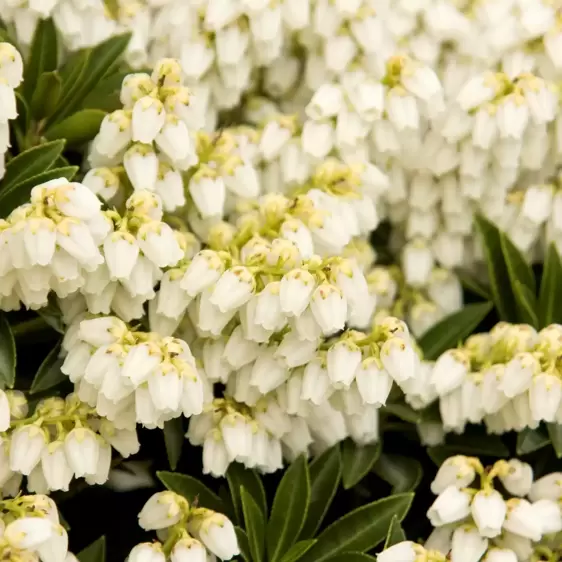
[547,423,562,458]
[241,487,265,562]
[23,18,58,101]
[227,464,267,525]
[157,471,224,513]
[516,427,550,456]
[163,417,184,471]
[279,541,317,562]
[45,109,107,147]
[342,439,381,490]
[77,536,106,562]
[0,314,16,389]
[30,341,64,394]
[31,71,62,120]
[373,454,423,494]
[538,243,562,328]
[384,515,406,548]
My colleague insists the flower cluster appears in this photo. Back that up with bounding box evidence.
[424,456,562,562]
[129,490,239,561]
[62,315,210,430]
[0,493,77,562]
[0,42,22,179]
[0,389,139,494]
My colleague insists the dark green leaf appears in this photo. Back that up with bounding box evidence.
[538,244,562,328]
[342,439,381,490]
[474,214,518,321]
[428,434,509,465]
[1,139,65,192]
[15,91,30,135]
[0,314,15,389]
[23,18,58,102]
[384,515,406,548]
[299,494,414,562]
[241,487,265,562]
[267,455,310,562]
[45,109,107,147]
[157,471,224,512]
[457,271,491,300]
[324,554,377,561]
[383,402,421,424]
[547,423,562,458]
[30,341,64,394]
[31,71,62,120]
[48,33,131,124]
[418,302,493,360]
[163,417,183,471]
[516,427,551,455]
[0,166,78,217]
[77,536,105,562]
[279,541,317,562]
[235,527,251,562]
[227,464,267,525]
[373,454,422,493]
[37,299,66,334]
[82,70,131,112]
[512,280,539,328]
[299,446,342,540]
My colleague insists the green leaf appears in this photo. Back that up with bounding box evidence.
[235,527,251,562]
[457,271,491,300]
[299,494,414,562]
[342,439,381,490]
[163,417,183,471]
[77,536,105,562]
[37,298,66,334]
[48,33,131,124]
[1,139,65,192]
[23,18,58,102]
[500,232,538,326]
[373,454,422,493]
[30,341,64,394]
[418,302,493,360]
[324,554,377,561]
[547,423,562,458]
[538,244,562,328]
[227,464,267,525]
[0,314,16,389]
[279,540,317,562]
[299,446,342,540]
[474,214,518,322]
[45,109,107,147]
[82,69,132,112]
[384,515,406,548]
[0,166,78,217]
[516,427,551,455]
[428,434,509,465]
[267,455,310,562]
[157,471,224,513]
[383,402,422,424]
[241,487,265,562]
[15,91,30,136]
[31,71,62,120]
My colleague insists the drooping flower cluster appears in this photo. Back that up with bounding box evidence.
[408,322,562,435]
[62,315,210,430]
[0,389,139,495]
[0,42,23,179]
[129,490,239,561]
[423,456,562,562]
[0,493,77,562]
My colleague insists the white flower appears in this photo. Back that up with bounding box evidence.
[503,499,542,541]
[203,431,230,478]
[380,337,418,385]
[327,340,361,388]
[310,283,347,335]
[377,541,417,562]
[0,388,9,431]
[529,472,562,502]
[124,144,159,192]
[138,491,183,530]
[471,489,506,538]
[210,267,255,313]
[128,542,166,562]
[457,73,503,111]
[450,525,488,562]
[189,176,226,218]
[4,516,54,550]
[181,250,225,297]
[132,96,165,144]
[427,486,472,526]
[499,353,538,398]
[197,513,240,560]
[279,269,316,317]
[64,428,100,478]
[355,359,393,406]
[36,524,69,562]
[499,460,533,497]
[171,538,207,562]
[41,441,74,492]
[529,373,562,422]
[78,316,126,347]
[95,110,132,158]
[306,83,343,120]
[137,221,183,268]
[9,425,47,476]
[430,350,470,396]
[431,456,476,495]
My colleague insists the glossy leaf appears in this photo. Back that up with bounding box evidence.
[267,455,310,562]
[1,139,65,192]
[241,487,265,562]
[157,471,224,513]
[30,341,64,394]
[384,515,406,548]
[235,527,251,562]
[418,302,493,360]
[538,244,562,328]
[373,454,422,493]
[45,109,107,147]
[163,417,183,471]
[31,71,62,120]
[77,536,105,562]
[23,18,58,101]
[299,446,342,540]
[82,69,132,112]
[547,423,562,458]
[0,166,78,217]
[279,540,317,562]
[324,554,377,561]
[512,280,539,328]
[298,493,413,562]
[474,213,517,321]
[342,439,381,489]
[0,314,16,389]
[227,464,267,525]
[516,427,550,455]
[457,271,491,300]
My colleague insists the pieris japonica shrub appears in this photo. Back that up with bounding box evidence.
[1,1,562,561]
